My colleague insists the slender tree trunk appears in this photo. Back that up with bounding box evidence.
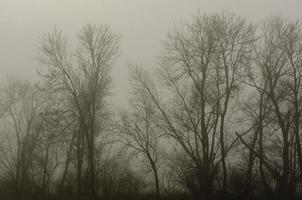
[88,139,96,198]
[42,145,50,193]
[86,124,96,199]
[152,164,160,199]
[245,130,258,196]
[20,142,27,194]
[293,91,302,181]
[219,114,227,194]
[76,126,84,195]
[258,116,272,197]
[59,132,75,192]
[279,136,291,199]
[269,88,292,198]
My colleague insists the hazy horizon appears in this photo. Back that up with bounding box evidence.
[1,0,302,106]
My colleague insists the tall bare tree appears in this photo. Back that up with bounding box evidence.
[212,14,256,192]
[237,17,302,198]
[129,13,255,198]
[39,24,120,198]
[118,66,162,198]
[0,80,43,194]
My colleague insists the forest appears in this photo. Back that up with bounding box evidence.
[1,12,302,200]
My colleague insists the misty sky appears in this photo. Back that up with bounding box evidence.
[0,0,301,106]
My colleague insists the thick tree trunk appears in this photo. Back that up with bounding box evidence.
[196,164,214,200]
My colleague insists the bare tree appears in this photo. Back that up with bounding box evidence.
[212,14,256,193]
[117,66,162,198]
[237,17,302,198]
[0,80,43,194]
[39,24,120,198]
[33,99,73,193]
[238,76,272,196]
[128,13,255,198]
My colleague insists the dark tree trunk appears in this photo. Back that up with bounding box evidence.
[86,125,96,199]
[76,127,84,195]
[42,145,50,193]
[154,168,160,199]
[220,114,228,194]
[59,132,75,192]
[245,129,258,196]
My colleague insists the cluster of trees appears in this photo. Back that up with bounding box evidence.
[1,13,302,200]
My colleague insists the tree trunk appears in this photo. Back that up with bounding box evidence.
[76,126,84,195]
[86,126,96,199]
[245,130,258,196]
[59,132,75,192]
[152,164,160,199]
[219,114,227,194]
[42,145,50,193]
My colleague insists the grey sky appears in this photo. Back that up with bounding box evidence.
[0,0,301,106]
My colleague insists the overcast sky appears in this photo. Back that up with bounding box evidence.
[0,0,301,106]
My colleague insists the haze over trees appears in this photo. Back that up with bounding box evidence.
[1,12,302,200]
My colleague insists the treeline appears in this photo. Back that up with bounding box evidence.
[1,13,302,200]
